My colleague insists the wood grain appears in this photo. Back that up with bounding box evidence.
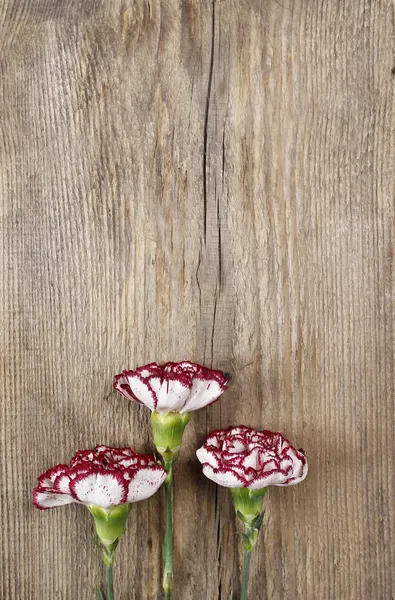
[0,1,394,598]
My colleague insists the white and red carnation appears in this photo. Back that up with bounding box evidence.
[33,445,166,510]
[197,426,308,489]
[114,361,228,415]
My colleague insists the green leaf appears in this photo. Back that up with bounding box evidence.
[252,511,264,531]
[96,585,106,600]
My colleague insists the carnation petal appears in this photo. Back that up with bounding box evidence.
[201,463,247,488]
[156,377,192,413]
[53,473,73,494]
[37,464,70,488]
[125,373,157,411]
[127,466,166,502]
[70,472,128,509]
[241,448,262,470]
[180,378,226,414]
[33,489,75,510]
[223,436,247,454]
[113,373,142,405]
[196,446,220,469]
[287,458,308,484]
[136,363,162,378]
[247,470,289,489]
[204,429,227,448]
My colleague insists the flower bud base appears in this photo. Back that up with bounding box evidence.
[230,488,266,523]
[88,504,132,554]
[151,411,190,459]
[230,488,266,551]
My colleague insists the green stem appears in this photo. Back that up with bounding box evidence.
[162,460,173,599]
[99,543,117,600]
[106,564,114,600]
[240,548,252,600]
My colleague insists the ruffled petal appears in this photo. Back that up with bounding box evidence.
[246,467,289,487]
[204,429,227,449]
[125,373,157,411]
[53,473,73,494]
[126,466,166,502]
[136,363,162,378]
[223,435,247,454]
[196,446,220,469]
[70,471,128,509]
[156,376,192,413]
[37,464,70,489]
[180,377,227,414]
[284,458,308,485]
[113,372,143,405]
[70,449,96,468]
[201,463,247,488]
[33,489,75,510]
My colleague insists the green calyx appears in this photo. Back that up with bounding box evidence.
[230,487,266,551]
[230,487,267,523]
[88,503,132,557]
[150,410,190,460]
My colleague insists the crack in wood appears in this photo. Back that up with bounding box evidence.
[203,0,216,243]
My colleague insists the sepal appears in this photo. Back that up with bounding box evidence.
[230,487,266,525]
[88,503,132,548]
[243,512,264,551]
[150,410,190,458]
[231,488,266,551]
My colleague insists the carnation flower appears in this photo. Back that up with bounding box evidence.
[114,361,228,598]
[33,445,165,597]
[114,361,228,415]
[33,445,165,557]
[196,425,308,490]
[33,445,166,511]
[114,361,228,459]
[197,425,308,599]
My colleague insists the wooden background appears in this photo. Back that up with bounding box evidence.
[0,1,394,598]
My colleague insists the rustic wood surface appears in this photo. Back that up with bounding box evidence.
[0,1,394,598]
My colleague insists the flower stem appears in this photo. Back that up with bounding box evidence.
[162,459,173,599]
[99,542,117,600]
[240,515,264,600]
[240,548,252,600]
[106,564,114,600]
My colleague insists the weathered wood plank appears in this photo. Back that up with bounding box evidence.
[0,1,394,598]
